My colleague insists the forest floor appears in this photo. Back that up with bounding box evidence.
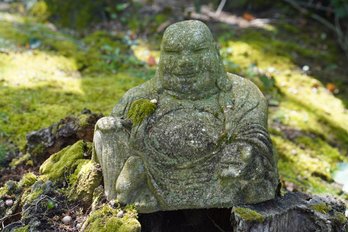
[0,1,348,230]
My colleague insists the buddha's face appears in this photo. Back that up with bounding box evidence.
[158,20,222,99]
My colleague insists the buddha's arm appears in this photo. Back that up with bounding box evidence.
[96,80,155,132]
[220,77,276,178]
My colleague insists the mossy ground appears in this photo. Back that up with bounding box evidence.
[0,11,145,149]
[0,0,347,210]
[83,204,140,232]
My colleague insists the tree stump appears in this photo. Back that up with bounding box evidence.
[231,192,347,232]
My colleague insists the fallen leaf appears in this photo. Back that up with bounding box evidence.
[326,83,337,93]
[147,55,156,66]
[243,12,255,21]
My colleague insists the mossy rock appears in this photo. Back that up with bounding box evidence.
[39,140,91,183]
[68,160,102,207]
[0,180,18,198]
[21,180,51,205]
[83,204,141,232]
[18,172,37,189]
[310,202,332,214]
[233,206,265,223]
[13,225,29,232]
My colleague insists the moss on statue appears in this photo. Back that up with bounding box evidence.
[127,99,156,126]
[39,140,91,182]
[234,207,265,223]
[83,204,141,232]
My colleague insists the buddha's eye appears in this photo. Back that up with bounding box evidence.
[193,46,207,52]
[164,47,179,53]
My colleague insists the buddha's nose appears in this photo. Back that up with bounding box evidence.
[178,53,194,71]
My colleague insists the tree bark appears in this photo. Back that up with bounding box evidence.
[231,192,347,232]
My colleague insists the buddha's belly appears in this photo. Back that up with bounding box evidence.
[144,109,224,165]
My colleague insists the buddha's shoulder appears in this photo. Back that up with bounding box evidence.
[226,73,265,99]
[122,78,159,101]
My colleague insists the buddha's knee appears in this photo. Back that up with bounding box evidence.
[116,156,146,204]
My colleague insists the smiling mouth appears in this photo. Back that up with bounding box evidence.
[174,72,198,78]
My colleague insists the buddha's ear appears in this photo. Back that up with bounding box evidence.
[214,42,224,60]
[217,72,232,92]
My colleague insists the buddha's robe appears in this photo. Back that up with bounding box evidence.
[94,73,278,213]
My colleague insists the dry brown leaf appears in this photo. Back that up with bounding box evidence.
[243,12,255,21]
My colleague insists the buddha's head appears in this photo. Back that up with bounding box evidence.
[157,20,228,100]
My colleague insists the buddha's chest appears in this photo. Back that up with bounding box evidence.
[134,95,225,163]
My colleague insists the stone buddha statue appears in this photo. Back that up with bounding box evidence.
[93,20,278,213]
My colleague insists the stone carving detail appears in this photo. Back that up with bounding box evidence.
[93,20,279,213]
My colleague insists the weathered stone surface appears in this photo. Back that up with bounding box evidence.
[231,191,348,232]
[94,20,279,213]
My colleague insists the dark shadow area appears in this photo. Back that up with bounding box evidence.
[139,208,232,232]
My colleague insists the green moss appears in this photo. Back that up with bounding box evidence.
[84,204,140,232]
[273,135,342,194]
[18,172,37,188]
[68,161,102,206]
[13,225,29,232]
[77,30,144,75]
[0,12,146,148]
[127,99,156,126]
[296,136,343,164]
[234,207,265,223]
[29,0,50,22]
[333,212,347,224]
[0,15,79,56]
[310,202,332,214]
[10,153,31,167]
[43,0,106,30]
[78,113,90,127]
[21,188,43,205]
[39,140,90,182]
[68,159,90,186]
[0,144,8,166]
[0,186,8,198]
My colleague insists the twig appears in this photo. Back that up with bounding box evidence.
[215,0,226,16]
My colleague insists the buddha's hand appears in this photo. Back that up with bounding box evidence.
[95,116,131,132]
[218,142,253,178]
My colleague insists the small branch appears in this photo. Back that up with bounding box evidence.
[215,0,226,16]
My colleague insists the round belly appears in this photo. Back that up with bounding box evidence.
[145,109,224,164]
